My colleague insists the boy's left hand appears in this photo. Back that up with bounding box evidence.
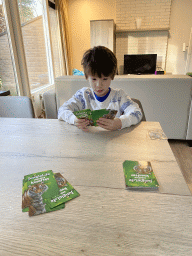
[96,118,122,131]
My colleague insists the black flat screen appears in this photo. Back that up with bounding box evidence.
[124,54,157,75]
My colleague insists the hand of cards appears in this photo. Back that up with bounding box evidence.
[73,109,117,126]
[22,170,80,217]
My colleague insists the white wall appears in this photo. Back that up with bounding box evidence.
[68,0,192,75]
[116,30,169,75]
[68,0,116,71]
[116,0,171,30]
[166,0,192,74]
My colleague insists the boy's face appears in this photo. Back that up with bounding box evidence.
[88,74,112,97]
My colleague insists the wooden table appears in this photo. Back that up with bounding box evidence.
[0,118,192,255]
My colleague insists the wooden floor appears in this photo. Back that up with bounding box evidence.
[168,140,192,194]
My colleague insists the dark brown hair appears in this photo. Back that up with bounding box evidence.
[81,46,117,79]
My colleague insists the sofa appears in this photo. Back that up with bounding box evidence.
[43,75,192,140]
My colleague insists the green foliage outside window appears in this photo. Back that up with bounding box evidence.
[18,0,42,24]
[186,72,192,77]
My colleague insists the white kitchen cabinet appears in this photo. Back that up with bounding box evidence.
[90,19,115,53]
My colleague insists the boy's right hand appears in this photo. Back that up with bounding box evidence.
[74,118,90,132]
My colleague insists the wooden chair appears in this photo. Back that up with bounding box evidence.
[0,96,35,118]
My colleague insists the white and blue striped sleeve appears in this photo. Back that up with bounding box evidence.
[58,88,87,124]
[118,90,143,129]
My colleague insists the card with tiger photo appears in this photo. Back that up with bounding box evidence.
[22,170,65,217]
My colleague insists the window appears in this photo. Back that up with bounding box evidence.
[0,0,18,95]
[0,0,64,96]
[48,3,65,79]
[18,0,50,90]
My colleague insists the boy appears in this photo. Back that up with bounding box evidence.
[58,46,142,132]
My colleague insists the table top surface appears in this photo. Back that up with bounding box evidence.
[0,118,192,256]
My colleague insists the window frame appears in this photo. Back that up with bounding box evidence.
[2,0,56,96]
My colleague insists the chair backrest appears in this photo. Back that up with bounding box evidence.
[0,96,35,118]
[42,92,146,121]
[131,98,146,121]
[42,91,57,119]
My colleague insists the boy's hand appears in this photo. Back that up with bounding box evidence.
[74,118,90,132]
[96,117,122,131]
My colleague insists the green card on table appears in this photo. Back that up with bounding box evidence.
[22,170,79,217]
[123,160,159,191]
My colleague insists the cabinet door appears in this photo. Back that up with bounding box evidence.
[90,20,115,52]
